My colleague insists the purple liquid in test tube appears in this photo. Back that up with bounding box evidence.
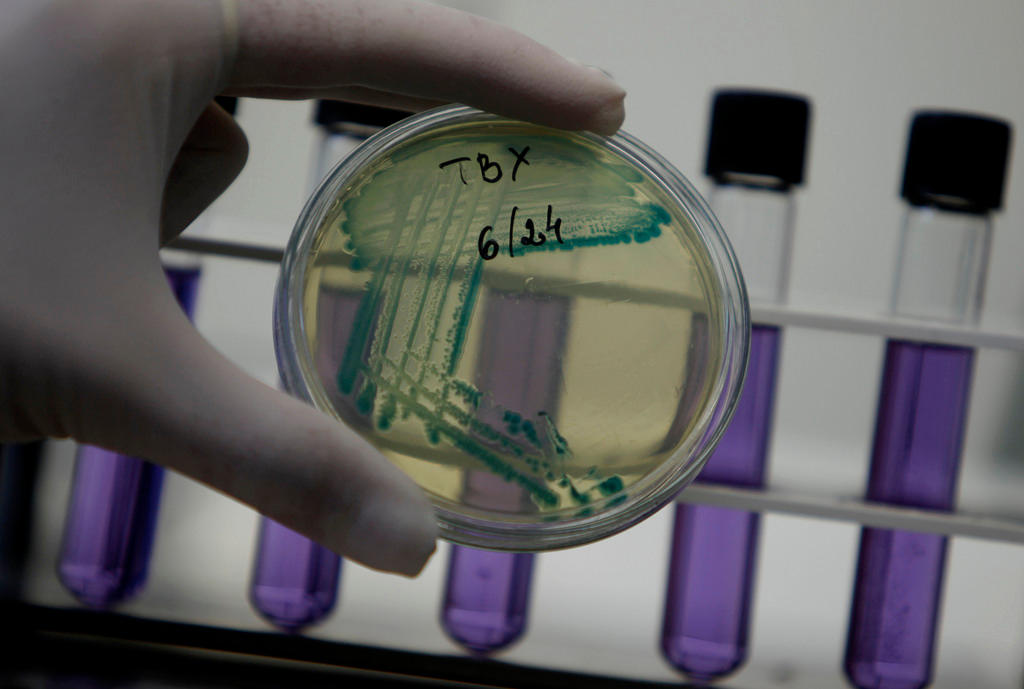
[58,266,200,608]
[442,532,535,654]
[57,450,165,608]
[249,517,342,631]
[247,103,412,630]
[442,468,536,653]
[246,287,357,630]
[440,291,567,654]
[661,90,810,681]
[843,111,1009,689]
[662,324,780,680]
[844,341,972,689]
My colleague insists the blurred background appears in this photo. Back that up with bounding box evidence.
[6,1,1024,687]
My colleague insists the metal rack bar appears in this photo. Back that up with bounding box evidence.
[751,303,1024,352]
[3,601,707,689]
[677,484,1024,544]
[168,236,285,264]
[168,236,1024,352]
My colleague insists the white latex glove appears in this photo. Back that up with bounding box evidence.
[0,0,625,576]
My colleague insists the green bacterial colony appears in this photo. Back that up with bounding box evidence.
[302,120,721,520]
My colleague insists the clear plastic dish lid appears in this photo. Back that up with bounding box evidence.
[276,105,749,551]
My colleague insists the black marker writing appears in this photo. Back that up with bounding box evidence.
[544,204,563,245]
[508,146,530,181]
[508,205,518,258]
[438,156,471,184]
[478,205,563,260]
[477,154,502,183]
[439,147,531,185]
[478,224,498,260]
[440,144,562,260]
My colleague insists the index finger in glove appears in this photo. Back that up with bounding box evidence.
[222,0,626,135]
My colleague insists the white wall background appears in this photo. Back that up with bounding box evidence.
[20,2,1024,689]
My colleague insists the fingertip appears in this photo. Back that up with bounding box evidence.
[336,476,439,576]
[266,397,439,577]
[562,61,627,136]
[587,84,627,136]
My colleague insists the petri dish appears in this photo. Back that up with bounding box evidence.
[275,105,749,551]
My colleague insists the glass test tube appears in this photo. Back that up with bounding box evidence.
[0,441,45,599]
[844,113,1011,689]
[57,262,202,608]
[662,91,810,681]
[249,101,407,631]
[56,96,236,609]
[440,291,568,654]
[441,473,536,654]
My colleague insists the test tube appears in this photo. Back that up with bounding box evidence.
[57,260,202,608]
[0,441,45,599]
[440,474,536,654]
[844,113,1011,689]
[248,101,408,631]
[440,291,567,654]
[54,99,237,609]
[661,91,810,681]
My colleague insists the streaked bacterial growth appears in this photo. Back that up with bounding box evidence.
[301,120,724,522]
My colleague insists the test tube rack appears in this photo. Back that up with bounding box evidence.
[4,232,1024,689]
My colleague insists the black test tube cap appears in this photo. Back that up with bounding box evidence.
[314,100,410,128]
[705,89,812,188]
[901,111,1012,213]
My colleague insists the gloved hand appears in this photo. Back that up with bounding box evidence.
[0,0,625,575]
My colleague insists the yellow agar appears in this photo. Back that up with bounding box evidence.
[300,120,723,522]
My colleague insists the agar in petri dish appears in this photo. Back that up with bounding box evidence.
[276,106,748,550]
